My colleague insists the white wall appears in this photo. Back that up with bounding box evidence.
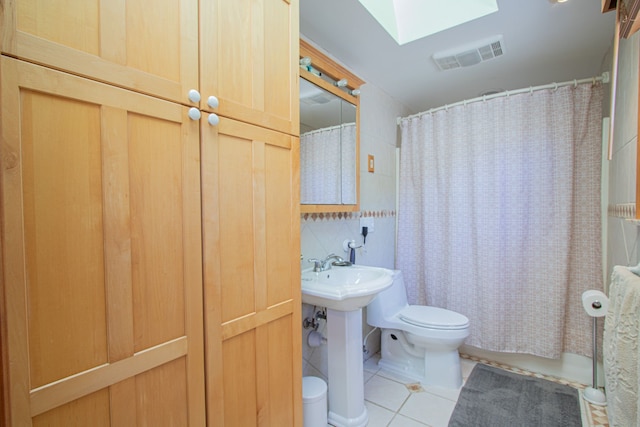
[300,59,411,379]
[607,33,640,277]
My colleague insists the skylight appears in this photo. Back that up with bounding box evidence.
[358,0,500,45]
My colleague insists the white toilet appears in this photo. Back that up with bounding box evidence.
[366,270,470,389]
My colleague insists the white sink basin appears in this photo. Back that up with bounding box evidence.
[301,265,393,311]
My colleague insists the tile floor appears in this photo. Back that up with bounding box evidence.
[354,353,609,427]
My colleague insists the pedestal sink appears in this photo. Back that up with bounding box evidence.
[302,265,393,427]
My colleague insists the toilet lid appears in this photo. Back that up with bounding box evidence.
[399,306,469,330]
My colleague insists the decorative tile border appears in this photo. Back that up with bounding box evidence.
[461,353,608,427]
[608,203,636,219]
[589,405,610,427]
[301,210,396,222]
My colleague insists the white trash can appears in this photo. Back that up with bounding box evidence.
[302,376,327,427]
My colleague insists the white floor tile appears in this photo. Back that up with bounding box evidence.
[420,384,461,402]
[460,359,477,379]
[399,390,457,427]
[364,375,410,412]
[364,402,396,427]
[364,369,376,383]
[388,414,430,427]
[337,355,595,427]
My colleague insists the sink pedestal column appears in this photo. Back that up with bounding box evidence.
[326,308,368,427]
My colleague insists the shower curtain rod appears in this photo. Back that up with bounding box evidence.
[396,72,610,125]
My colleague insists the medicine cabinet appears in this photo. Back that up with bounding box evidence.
[299,40,364,213]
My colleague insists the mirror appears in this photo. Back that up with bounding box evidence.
[299,40,365,213]
[300,77,357,205]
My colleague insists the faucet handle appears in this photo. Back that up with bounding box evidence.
[308,258,323,272]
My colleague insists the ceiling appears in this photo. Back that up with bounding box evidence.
[299,0,616,114]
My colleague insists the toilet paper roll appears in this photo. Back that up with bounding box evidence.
[582,290,609,317]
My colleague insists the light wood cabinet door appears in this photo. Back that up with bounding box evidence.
[201,117,302,426]
[0,57,205,426]
[199,0,300,136]
[0,0,199,106]
[0,0,299,133]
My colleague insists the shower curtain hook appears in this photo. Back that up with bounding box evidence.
[529,86,533,95]
[554,82,558,91]
[574,79,578,88]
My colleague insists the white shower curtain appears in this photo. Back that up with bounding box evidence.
[300,125,342,204]
[397,84,603,358]
[300,123,356,205]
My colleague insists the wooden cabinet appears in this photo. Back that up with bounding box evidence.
[0,0,297,135]
[201,118,301,426]
[0,0,199,107]
[0,57,205,425]
[200,1,299,135]
[0,0,301,425]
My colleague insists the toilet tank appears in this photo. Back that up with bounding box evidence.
[366,270,409,328]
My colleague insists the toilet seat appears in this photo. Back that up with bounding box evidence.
[399,306,469,330]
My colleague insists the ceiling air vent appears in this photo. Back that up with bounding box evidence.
[300,83,336,105]
[433,35,505,71]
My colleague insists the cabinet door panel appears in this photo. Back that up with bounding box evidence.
[263,315,296,425]
[265,144,297,306]
[201,117,301,426]
[32,389,111,427]
[134,358,190,426]
[128,114,187,352]
[217,133,257,322]
[1,0,198,106]
[200,0,299,135]
[0,57,205,426]
[21,91,108,389]
[222,331,258,426]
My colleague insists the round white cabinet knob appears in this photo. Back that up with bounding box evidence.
[207,96,219,109]
[188,107,201,120]
[188,89,201,103]
[208,113,220,126]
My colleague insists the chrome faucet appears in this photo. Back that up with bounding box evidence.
[308,253,345,272]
